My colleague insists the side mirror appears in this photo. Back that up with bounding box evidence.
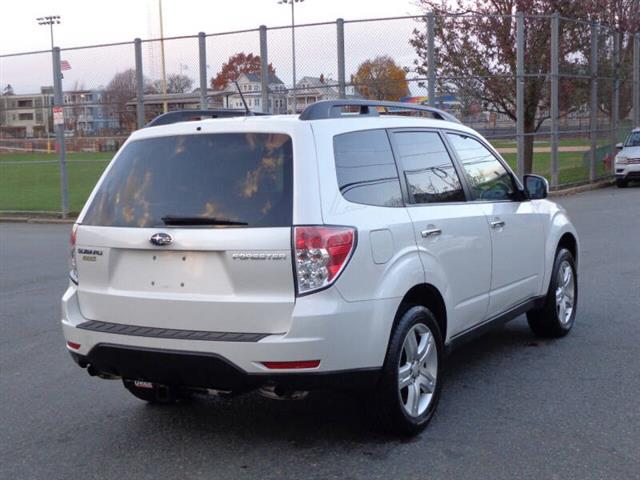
[616,142,624,150]
[524,174,549,200]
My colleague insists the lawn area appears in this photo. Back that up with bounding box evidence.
[500,150,610,185]
[0,154,111,212]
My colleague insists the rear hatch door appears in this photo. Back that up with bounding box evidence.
[76,131,295,334]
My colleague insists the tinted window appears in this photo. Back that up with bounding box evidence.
[447,133,516,201]
[334,129,403,207]
[83,133,292,228]
[394,131,465,204]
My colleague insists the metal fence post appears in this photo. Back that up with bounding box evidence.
[550,13,559,187]
[516,12,525,179]
[259,25,269,113]
[634,33,640,127]
[427,11,436,107]
[589,22,599,182]
[611,30,620,175]
[134,38,144,129]
[337,18,346,99]
[198,32,207,109]
[52,46,68,217]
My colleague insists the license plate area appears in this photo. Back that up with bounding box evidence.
[110,250,233,295]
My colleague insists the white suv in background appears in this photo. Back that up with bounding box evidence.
[615,127,640,187]
[62,100,579,435]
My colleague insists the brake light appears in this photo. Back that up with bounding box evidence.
[69,224,78,284]
[294,226,356,295]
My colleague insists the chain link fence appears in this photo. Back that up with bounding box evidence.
[1,13,639,215]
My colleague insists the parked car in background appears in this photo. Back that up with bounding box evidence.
[615,128,640,188]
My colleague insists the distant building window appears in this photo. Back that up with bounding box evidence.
[17,99,33,108]
[19,113,34,121]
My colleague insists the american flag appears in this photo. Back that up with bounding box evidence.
[60,60,71,71]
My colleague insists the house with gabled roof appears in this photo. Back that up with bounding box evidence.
[224,72,287,114]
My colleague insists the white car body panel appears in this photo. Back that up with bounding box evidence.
[62,113,579,377]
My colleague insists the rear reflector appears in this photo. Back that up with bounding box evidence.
[261,360,321,370]
[67,341,81,350]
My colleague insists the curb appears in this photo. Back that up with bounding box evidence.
[0,216,76,224]
[0,180,616,225]
[549,179,613,197]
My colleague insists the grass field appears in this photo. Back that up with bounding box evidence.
[0,152,111,213]
[0,142,613,213]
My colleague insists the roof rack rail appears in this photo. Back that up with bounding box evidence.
[298,99,460,123]
[145,109,266,128]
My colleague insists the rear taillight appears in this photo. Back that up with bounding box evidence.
[69,224,78,284]
[294,226,356,295]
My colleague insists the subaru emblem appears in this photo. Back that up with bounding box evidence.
[150,232,173,246]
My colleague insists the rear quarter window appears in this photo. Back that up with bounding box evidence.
[82,132,293,228]
[333,129,403,207]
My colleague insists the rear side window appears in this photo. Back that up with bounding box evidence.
[333,129,403,207]
[393,131,465,204]
[82,133,293,228]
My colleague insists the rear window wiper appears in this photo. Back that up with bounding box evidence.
[161,215,248,226]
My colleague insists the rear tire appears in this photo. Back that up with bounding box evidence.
[616,178,628,188]
[122,379,181,404]
[369,304,444,436]
[527,248,577,338]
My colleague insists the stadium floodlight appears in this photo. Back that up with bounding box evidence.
[277,0,306,113]
[36,15,62,50]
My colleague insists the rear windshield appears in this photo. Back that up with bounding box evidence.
[82,133,293,228]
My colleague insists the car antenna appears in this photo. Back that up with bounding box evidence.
[234,80,254,116]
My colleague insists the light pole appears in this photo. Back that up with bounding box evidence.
[158,0,168,113]
[37,15,60,51]
[37,15,60,137]
[37,14,68,217]
[278,0,304,113]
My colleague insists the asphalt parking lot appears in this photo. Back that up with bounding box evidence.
[1,186,639,480]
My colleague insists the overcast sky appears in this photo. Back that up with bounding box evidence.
[1,0,426,95]
[2,0,419,53]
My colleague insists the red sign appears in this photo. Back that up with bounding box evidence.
[53,106,64,125]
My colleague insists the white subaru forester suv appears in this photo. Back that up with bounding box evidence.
[62,100,579,435]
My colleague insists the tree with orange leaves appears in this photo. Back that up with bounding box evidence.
[352,56,410,102]
[210,53,276,90]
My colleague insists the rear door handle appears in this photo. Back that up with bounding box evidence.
[490,220,505,229]
[421,228,442,238]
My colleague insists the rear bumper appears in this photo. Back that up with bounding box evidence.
[69,344,380,391]
[61,283,399,385]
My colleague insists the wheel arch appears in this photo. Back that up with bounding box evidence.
[396,283,448,342]
[557,232,578,267]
